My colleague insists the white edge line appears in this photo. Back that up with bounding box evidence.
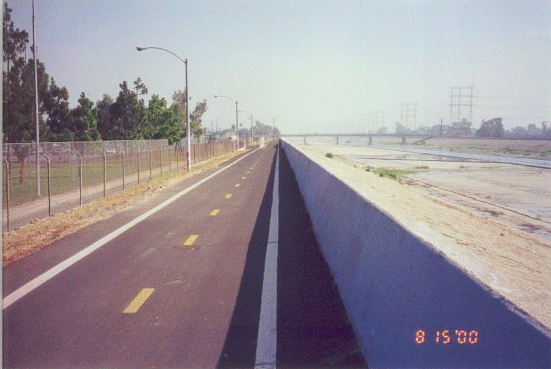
[3,147,261,310]
[254,143,279,369]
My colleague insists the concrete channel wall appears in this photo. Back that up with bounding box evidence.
[280,139,551,368]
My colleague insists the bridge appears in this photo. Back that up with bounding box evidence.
[280,132,434,145]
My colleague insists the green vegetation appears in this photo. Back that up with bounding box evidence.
[364,166,375,172]
[476,118,504,138]
[372,168,418,180]
[414,165,429,169]
[325,153,334,158]
[3,2,206,147]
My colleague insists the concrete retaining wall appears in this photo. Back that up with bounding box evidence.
[280,139,551,368]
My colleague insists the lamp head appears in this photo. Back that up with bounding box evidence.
[136,46,147,51]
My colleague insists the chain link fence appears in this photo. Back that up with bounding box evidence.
[3,138,243,232]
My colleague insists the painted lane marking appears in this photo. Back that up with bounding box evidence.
[183,235,199,246]
[246,171,250,174]
[254,144,279,369]
[3,147,261,310]
[235,183,241,188]
[210,209,220,216]
[123,288,155,314]
[241,176,246,180]
[225,193,233,199]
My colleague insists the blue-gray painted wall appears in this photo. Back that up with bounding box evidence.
[281,139,551,368]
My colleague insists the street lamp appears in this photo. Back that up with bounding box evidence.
[214,95,239,150]
[136,46,190,169]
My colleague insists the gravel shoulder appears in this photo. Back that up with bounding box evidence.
[294,142,551,333]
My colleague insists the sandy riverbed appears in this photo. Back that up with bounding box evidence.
[293,142,551,333]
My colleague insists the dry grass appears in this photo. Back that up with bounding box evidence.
[2,149,248,266]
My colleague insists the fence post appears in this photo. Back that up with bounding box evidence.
[169,147,172,173]
[40,152,51,217]
[75,151,83,206]
[137,151,141,185]
[176,145,179,172]
[4,159,10,232]
[160,147,163,176]
[103,152,107,197]
[122,150,126,190]
[149,148,152,180]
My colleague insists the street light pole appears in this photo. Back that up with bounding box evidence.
[33,0,40,196]
[136,46,190,169]
[185,59,190,167]
[250,113,253,146]
[214,95,239,151]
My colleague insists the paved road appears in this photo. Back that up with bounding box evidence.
[3,141,365,368]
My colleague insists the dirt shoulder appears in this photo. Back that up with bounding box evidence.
[295,142,551,333]
[2,149,250,267]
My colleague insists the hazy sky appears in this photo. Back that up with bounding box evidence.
[7,1,551,134]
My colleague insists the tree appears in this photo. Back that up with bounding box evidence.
[3,1,29,134]
[172,89,188,131]
[395,123,410,135]
[69,92,101,141]
[476,118,504,138]
[3,58,53,180]
[42,77,71,141]
[133,77,148,96]
[146,94,182,144]
[542,121,550,138]
[255,120,280,136]
[95,94,114,139]
[189,99,207,138]
[107,79,148,140]
[3,3,29,68]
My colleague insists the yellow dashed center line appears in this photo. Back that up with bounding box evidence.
[225,193,232,199]
[210,209,220,216]
[184,234,199,246]
[123,288,155,314]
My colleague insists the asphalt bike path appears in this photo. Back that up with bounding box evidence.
[4,143,275,367]
[3,140,365,368]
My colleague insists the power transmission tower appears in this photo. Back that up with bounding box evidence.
[359,114,370,133]
[450,84,474,125]
[371,111,385,133]
[400,102,417,129]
